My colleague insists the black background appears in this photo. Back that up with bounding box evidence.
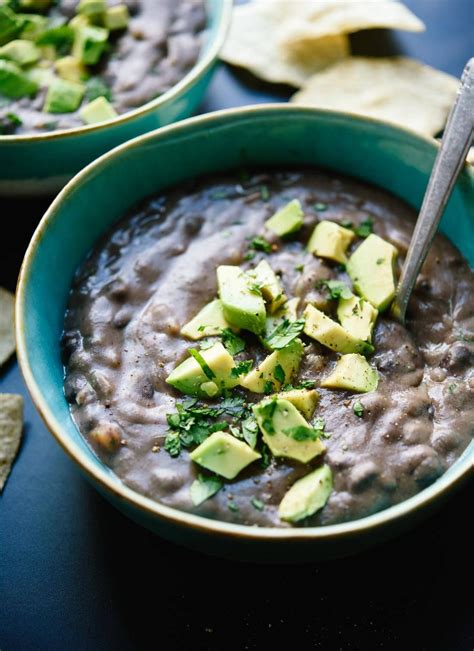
[1,1,473,649]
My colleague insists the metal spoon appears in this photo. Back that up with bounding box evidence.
[391,57,474,324]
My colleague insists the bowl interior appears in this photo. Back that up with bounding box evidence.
[18,107,474,526]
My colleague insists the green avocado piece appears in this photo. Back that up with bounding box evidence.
[104,4,130,30]
[307,220,355,264]
[77,0,106,16]
[240,339,303,393]
[337,295,378,342]
[166,342,237,398]
[55,55,86,82]
[277,388,319,419]
[253,398,325,463]
[321,353,378,393]
[279,464,333,523]
[217,265,266,335]
[190,431,261,480]
[265,296,299,335]
[248,260,287,314]
[44,78,85,113]
[0,59,38,97]
[18,13,47,41]
[0,6,23,46]
[180,299,236,340]
[303,304,374,355]
[0,39,40,65]
[347,234,398,311]
[265,199,304,237]
[79,95,117,124]
[73,24,108,65]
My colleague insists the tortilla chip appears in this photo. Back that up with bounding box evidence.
[0,394,23,491]
[0,287,15,368]
[220,1,349,87]
[280,0,425,54]
[291,57,459,136]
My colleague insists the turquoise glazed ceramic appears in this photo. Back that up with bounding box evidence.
[16,106,474,561]
[0,0,231,197]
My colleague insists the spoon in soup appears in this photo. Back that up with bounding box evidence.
[391,57,474,324]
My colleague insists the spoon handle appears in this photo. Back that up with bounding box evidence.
[392,57,474,323]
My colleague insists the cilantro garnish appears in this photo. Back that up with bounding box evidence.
[251,497,264,511]
[264,380,275,394]
[448,383,457,394]
[189,348,216,380]
[228,501,239,512]
[230,360,253,378]
[260,185,270,201]
[297,380,316,389]
[259,400,277,434]
[37,25,75,54]
[190,474,222,506]
[164,400,224,457]
[219,394,248,419]
[353,400,364,418]
[353,218,374,238]
[85,76,113,102]
[241,415,259,448]
[313,202,328,212]
[317,279,353,300]
[260,443,272,468]
[220,328,246,355]
[294,264,304,273]
[265,318,305,350]
[250,236,272,253]
[283,425,320,441]
[273,363,285,384]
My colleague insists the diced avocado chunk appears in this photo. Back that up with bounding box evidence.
[77,0,106,16]
[253,398,325,463]
[18,13,47,41]
[0,6,22,46]
[55,55,86,82]
[0,59,38,98]
[248,260,286,314]
[166,342,237,398]
[44,78,85,113]
[347,234,398,311]
[0,39,40,66]
[73,24,108,65]
[303,304,374,355]
[321,353,378,393]
[104,4,130,30]
[265,199,304,237]
[277,388,319,420]
[200,381,219,397]
[279,464,333,523]
[240,339,303,393]
[69,14,90,31]
[265,296,299,335]
[337,295,378,342]
[190,431,261,480]
[217,265,266,335]
[181,299,236,340]
[79,95,117,124]
[307,220,355,264]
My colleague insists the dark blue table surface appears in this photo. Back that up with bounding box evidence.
[1,2,473,649]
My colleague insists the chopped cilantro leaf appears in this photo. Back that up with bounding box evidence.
[37,25,74,54]
[189,348,216,380]
[341,220,353,229]
[353,218,374,238]
[273,363,285,384]
[259,399,277,433]
[228,501,239,512]
[448,383,457,394]
[85,76,113,102]
[250,236,272,253]
[353,400,364,417]
[317,279,353,300]
[294,264,304,272]
[297,380,316,389]
[265,318,305,350]
[190,474,222,506]
[283,425,320,441]
[264,380,275,394]
[241,415,259,448]
[260,185,270,201]
[219,394,247,419]
[251,497,264,511]
[313,202,328,211]
[230,360,253,378]
[260,443,272,468]
[244,251,255,261]
[164,430,181,457]
[220,328,246,355]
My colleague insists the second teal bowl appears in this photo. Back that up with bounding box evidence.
[0,0,231,197]
[16,106,474,561]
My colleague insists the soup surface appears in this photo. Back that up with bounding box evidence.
[0,0,205,135]
[62,169,474,527]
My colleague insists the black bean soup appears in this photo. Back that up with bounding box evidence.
[61,169,474,527]
[0,0,206,135]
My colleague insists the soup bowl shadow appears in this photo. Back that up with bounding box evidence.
[0,0,231,197]
[16,106,474,562]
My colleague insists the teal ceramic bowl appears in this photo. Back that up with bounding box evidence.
[16,106,474,561]
[0,0,231,197]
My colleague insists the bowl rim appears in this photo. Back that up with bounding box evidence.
[0,0,232,144]
[16,104,474,542]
